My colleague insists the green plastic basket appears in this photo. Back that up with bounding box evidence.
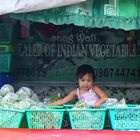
[0,108,25,128]
[45,106,64,109]
[26,108,65,129]
[0,23,15,44]
[67,108,107,130]
[63,104,74,109]
[109,107,140,130]
[0,52,12,72]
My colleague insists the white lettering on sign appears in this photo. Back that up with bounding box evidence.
[16,43,136,58]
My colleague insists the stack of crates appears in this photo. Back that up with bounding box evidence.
[0,23,15,87]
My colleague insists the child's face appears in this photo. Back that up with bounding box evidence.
[78,73,93,91]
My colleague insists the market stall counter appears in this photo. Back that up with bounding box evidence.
[0,129,140,140]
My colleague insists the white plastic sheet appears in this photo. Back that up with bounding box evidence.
[0,0,86,15]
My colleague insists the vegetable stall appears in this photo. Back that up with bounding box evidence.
[0,0,140,140]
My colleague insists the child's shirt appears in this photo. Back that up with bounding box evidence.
[77,88,99,106]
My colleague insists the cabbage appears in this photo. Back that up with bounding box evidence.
[0,84,14,97]
[0,101,13,109]
[12,100,32,110]
[16,87,34,100]
[2,92,18,103]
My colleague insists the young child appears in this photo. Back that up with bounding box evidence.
[50,64,108,108]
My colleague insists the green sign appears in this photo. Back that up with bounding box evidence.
[13,24,140,83]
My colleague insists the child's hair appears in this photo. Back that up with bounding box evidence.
[76,64,96,82]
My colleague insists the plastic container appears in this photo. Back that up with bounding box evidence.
[26,107,65,129]
[67,108,107,130]
[0,23,15,44]
[109,106,140,130]
[63,104,74,109]
[0,52,12,73]
[0,108,25,128]
[45,106,64,109]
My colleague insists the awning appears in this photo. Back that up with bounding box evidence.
[0,0,85,15]
[9,0,140,30]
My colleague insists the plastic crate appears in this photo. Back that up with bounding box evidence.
[67,108,107,130]
[0,52,12,72]
[0,45,13,52]
[0,108,25,128]
[0,23,15,44]
[109,106,140,130]
[63,104,74,109]
[26,108,65,129]
[45,106,64,109]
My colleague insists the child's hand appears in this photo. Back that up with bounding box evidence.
[93,102,101,108]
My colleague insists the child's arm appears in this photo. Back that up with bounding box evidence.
[49,90,77,106]
[93,85,108,108]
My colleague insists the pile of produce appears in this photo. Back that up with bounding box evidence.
[0,84,61,110]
